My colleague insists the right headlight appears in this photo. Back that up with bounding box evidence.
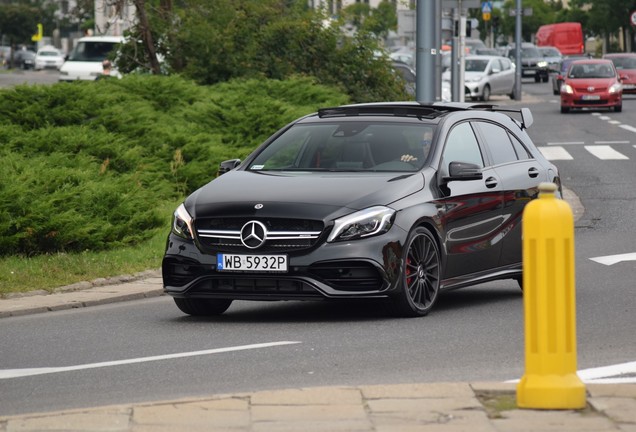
[561,84,574,94]
[328,206,396,242]
[171,203,194,239]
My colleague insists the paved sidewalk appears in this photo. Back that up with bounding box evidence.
[1,381,635,432]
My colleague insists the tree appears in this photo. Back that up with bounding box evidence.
[0,4,38,67]
[114,0,406,102]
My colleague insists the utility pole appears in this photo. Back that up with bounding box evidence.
[514,0,522,100]
[415,0,436,102]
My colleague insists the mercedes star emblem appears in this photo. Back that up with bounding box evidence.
[240,221,267,249]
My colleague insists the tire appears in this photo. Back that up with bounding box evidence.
[173,298,233,316]
[481,85,491,102]
[615,104,622,113]
[561,106,569,114]
[542,75,549,83]
[534,75,540,83]
[387,227,441,318]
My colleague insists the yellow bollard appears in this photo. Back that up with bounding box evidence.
[516,182,586,409]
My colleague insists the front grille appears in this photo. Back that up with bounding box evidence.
[573,99,607,105]
[195,217,324,253]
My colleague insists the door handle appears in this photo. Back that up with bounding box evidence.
[485,177,498,188]
[528,167,540,178]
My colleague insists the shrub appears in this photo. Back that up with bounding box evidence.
[0,75,348,256]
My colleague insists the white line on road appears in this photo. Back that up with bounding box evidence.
[590,252,636,265]
[620,124,636,133]
[546,142,584,145]
[539,146,573,160]
[594,141,630,144]
[0,341,302,380]
[585,145,629,160]
[506,361,636,384]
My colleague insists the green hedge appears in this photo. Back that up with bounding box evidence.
[0,75,349,256]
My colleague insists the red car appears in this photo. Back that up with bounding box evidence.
[603,53,636,94]
[560,59,623,113]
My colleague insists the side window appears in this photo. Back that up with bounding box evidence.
[501,58,511,71]
[442,122,484,172]
[477,122,518,165]
[509,133,532,160]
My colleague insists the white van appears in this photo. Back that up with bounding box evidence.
[59,35,124,81]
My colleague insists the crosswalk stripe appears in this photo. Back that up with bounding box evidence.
[539,145,632,161]
[585,145,629,160]
[539,146,572,160]
[620,124,636,133]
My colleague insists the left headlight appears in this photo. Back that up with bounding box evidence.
[609,82,622,94]
[328,206,396,242]
[172,203,194,239]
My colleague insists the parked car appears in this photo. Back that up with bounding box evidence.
[162,102,560,318]
[465,38,487,54]
[34,46,65,70]
[14,49,36,70]
[550,55,589,95]
[603,53,636,94]
[560,59,622,113]
[456,55,516,101]
[392,61,416,97]
[502,43,549,83]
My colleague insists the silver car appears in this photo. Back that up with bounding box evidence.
[462,55,516,101]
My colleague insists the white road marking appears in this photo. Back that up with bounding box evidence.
[609,120,621,125]
[539,146,572,160]
[506,361,636,384]
[620,124,636,133]
[546,141,584,145]
[599,116,611,121]
[577,361,636,381]
[594,141,630,144]
[590,252,636,265]
[585,145,629,160]
[0,341,302,380]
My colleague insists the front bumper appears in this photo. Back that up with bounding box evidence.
[561,92,622,109]
[162,226,408,301]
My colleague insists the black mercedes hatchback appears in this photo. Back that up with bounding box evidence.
[162,102,560,318]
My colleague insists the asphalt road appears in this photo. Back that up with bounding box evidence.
[0,77,635,417]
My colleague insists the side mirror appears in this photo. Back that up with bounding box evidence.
[491,67,501,74]
[444,161,483,181]
[217,158,241,176]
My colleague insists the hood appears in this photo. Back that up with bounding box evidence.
[186,170,425,221]
[464,71,486,82]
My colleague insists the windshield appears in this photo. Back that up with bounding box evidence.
[68,41,119,62]
[248,122,435,172]
[465,59,489,72]
[609,56,636,70]
[568,63,615,79]
[539,47,560,57]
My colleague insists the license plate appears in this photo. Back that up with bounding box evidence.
[217,254,288,272]
[581,95,600,100]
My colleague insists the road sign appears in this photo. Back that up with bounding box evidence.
[483,12,491,21]
[481,1,492,13]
